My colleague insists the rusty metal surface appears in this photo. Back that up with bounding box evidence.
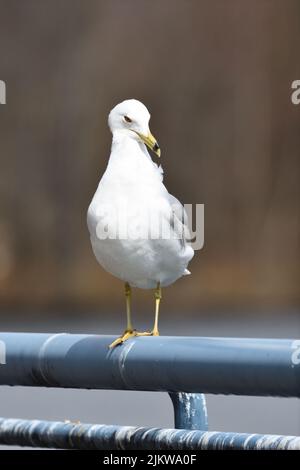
[0,417,299,450]
[169,392,208,430]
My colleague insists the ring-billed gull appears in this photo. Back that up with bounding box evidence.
[87,99,194,348]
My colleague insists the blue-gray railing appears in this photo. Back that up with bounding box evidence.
[0,332,299,449]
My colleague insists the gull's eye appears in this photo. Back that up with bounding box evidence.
[124,115,132,123]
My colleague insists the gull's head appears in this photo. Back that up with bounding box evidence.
[108,99,161,157]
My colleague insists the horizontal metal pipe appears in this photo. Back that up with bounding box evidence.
[0,417,299,450]
[0,332,299,396]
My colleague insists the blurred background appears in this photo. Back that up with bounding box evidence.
[0,0,299,440]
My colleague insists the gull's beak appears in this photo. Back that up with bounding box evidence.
[136,131,161,157]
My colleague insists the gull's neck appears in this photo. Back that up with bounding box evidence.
[109,130,152,166]
[103,130,162,187]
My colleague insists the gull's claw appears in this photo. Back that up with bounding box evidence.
[136,330,160,337]
[109,329,137,349]
[108,329,160,348]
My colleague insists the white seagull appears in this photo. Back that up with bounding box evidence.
[87,99,194,348]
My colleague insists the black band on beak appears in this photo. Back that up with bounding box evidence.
[153,142,160,152]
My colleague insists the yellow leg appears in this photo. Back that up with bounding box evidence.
[109,282,162,348]
[135,282,161,337]
[125,282,133,331]
[109,282,136,348]
[152,282,161,336]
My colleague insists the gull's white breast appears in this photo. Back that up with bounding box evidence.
[87,137,194,289]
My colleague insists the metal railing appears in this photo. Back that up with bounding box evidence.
[0,332,299,449]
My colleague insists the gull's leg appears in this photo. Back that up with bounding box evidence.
[136,282,161,337]
[125,281,133,332]
[152,282,161,336]
[109,282,136,348]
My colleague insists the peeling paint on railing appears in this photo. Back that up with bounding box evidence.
[0,418,299,450]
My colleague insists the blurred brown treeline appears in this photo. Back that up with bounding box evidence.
[0,0,299,314]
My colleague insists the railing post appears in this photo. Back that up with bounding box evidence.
[169,392,208,430]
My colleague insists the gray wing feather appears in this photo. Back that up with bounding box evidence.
[167,194,191,248]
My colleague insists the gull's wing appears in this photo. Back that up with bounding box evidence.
[167,193,192,249]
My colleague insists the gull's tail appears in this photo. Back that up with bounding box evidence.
[183,269,191,275]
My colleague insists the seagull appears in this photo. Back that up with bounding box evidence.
[87,99,194,348]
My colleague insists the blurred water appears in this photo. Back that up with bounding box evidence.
[0,310,299,449]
